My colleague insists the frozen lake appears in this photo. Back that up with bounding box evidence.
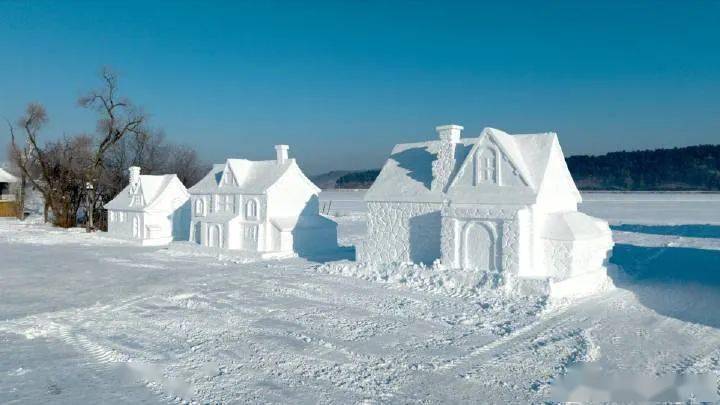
[1,192,720,403]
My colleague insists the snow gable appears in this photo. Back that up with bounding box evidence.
[105,174,188,212]
[266,162,321,218]
[450,128,533,189]
[534,137,582,211]
[220,164,238,187]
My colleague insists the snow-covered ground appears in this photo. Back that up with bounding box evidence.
[2,192,720,403]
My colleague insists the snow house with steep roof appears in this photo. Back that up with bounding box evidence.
[104,167,191,246]
[360,124,614,298]
[187,145,338,258]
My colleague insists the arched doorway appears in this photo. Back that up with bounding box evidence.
[132,216,140,239]
[462,221,497,271]
[209,224,222,248]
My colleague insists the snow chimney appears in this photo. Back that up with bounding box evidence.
[128,166,141,190]
[431,124,463,192]
[275,144,289,165]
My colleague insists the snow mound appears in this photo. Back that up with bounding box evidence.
[317,260,515,299]
[316,259,615,305]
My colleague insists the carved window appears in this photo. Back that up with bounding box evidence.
[130,194,142,207]
[195,198,205,216]
[475,147,498,185]
[245,224,259,241]
[245,199,258,219]
[226,195,235,213]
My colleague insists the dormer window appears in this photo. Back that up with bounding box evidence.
[245,199,258,219]
[475,147,498,185]
[129,194,143,207]
[223,170,234,186]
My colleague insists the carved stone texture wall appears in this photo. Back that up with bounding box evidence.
[443,205,520,275]
[543,235,613,280]
[543,239,573,279]
[360,202,442,265]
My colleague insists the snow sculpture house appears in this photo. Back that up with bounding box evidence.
[187,145,338,258]
[104,167,191,246]
[360,124,614,298]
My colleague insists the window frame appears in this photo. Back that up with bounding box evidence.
[195,198,205,217]
[245,198,258,220]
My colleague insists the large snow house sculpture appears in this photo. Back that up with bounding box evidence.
[187,145,338,258]
[360,124,614,297]
[105,167,191,246]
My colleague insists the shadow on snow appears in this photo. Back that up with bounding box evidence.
[611,224,720,239]
[609,243,720,329]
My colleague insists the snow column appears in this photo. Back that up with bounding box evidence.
[431,124,463,192]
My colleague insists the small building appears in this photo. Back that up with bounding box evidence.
[360,124,614,298]
[104,167,190,246]
[187,145,337,258]
[0,168,19,217]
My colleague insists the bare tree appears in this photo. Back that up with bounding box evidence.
[8,105,95,227]
[78,67,148,231]
[8,104,53,222]
[8,68,207,229]
[164,143,208,187]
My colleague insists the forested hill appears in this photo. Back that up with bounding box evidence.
[567,144,720,190]
[315,144,720,191]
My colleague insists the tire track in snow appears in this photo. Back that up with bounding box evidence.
[436,291,619,376]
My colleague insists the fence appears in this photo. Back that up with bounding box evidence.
[0,201,17,217]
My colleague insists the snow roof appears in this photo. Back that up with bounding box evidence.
[365,127,581,205]
[0,168,18,183]
[105,174,187,212]
[189,158,301,195]
[540,211,611,241]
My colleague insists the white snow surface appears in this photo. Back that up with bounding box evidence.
[2,191,720,403]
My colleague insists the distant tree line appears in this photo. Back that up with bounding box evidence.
[334,170,381,189]
[332,145,720,191]
[566,145,720,190]
[6,68,209,229]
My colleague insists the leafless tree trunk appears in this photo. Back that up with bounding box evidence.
[15,173,26,220]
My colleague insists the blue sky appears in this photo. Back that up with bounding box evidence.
[1,1,719,174]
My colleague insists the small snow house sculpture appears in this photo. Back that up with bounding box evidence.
[105,167,191,246]
[360,125,614,297]
[187,145,338,258]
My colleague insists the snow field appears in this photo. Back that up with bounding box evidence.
[1,192,720,402]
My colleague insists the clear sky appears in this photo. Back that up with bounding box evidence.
[1,1,719,174]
